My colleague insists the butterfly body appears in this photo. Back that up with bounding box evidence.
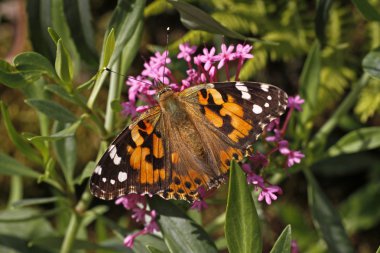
[90,82,288,202]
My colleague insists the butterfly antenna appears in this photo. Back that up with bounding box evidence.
[103,67,153,87]
[160,27,170,87]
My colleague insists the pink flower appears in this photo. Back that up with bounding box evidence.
[288,95,304,111]
[115,194,145,210]
[121,101,137,117]
[199,47,216,71]
[234,44,253,60]
[215,44,235,69]
[265,129,282,142]
[278,140,304,167]
[191,186,208,211]
[177,43,197,62]
[291,240,300,253]
[258,185,282,205]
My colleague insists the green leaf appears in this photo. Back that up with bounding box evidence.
[25,98,77,123]
[305,171,354,253]
[12,197,60,208]
[13,52,58,81]
[225,161,262,253]
[26,0,56,62]
[168,0,266,43]
[147,245,166,253]
[269,225,292,253]
[362,47,380,79]
[48,26,60,44]
[100,28,116,69]
[52,121,77,190]
[74,161,96,185]
[106,0,146,67]
[376,245,380,253]
[28,118,82,142]
[300,40,321,109]
[149,197,218,253]
[45,84,75,103]
[0,101,42,164]
[340,182,380,232]
[0,152,41,178]
[55,38,74,84]
[315,0,332,46]
[327,127,380,157]
[0,60,29,89]
[351,0,380,21]
[62,0,98,66]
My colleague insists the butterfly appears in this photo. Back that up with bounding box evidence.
[90,81,288,202]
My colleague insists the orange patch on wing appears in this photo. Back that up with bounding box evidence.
[220,107,253,136]
[126,145,134,154]
[223,102,244,117]
[220,147,243,172]
[204,107,223,128]
[198,89,226,105]
[131,120,154,146]
[171,152,180,164]
[152,134,164,158]
[228,129,245,143]
[140,147,153,184]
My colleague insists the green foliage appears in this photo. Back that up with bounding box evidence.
[0,0,379,253]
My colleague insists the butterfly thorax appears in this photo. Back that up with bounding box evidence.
[158,88,205,159]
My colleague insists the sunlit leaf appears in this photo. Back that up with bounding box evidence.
[327,127,380,157]
[269,225,292,253]
[351,0,380,21]
[362,47,380,79]
[225,161,261,253]
[0,153,40,178]
[149,197,218,253]
[55,39,74,84]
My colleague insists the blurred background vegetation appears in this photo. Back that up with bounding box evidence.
[0,0,380,252]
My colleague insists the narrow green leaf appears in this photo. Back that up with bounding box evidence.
[376,245,380,253]
[362,47,380,79]
[48,27,60,44]
[225,161,262,253]
[0,101,42,164]
[305,171,354,253]
[340,182,380,232]
[315,0,332,46]
[169,0,263,43]
[26,98,77,123]
[0,153,40,178]
[45,84,76,103]
[100,28,116,69]
[269,225,292,253]
[27,0,56,62]
[12,197,60,208]
[149,197,218,253]
[74,161,96,185]
[28,119,82,142]
[55,38,74,84]
[63,0,98,66]
[0,60,29,89]
[87,0,145,108]
[13,52,58,81]
[52,121,77,190]
[351,0,380,21]
[300,40,321,109]
[327,127,380,157]
[146,245,166,253]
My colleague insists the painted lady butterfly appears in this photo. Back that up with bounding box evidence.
[90,82,288,202]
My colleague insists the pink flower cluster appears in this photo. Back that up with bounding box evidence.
[122,43,253,117]
[115,194,159,248]
[242,95,305,205]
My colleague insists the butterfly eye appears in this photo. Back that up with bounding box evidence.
[156,86,172,98]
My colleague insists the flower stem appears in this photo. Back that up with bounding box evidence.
[105,61,122,132]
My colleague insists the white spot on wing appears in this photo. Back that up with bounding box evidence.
[260,84,269,92]
[118,172,128,182]
[109,144,122,165]
[110,179,115,185]
[102,177,107,183]
[235,82,251,100]
[95,165,102,175]
[267,95,272,100]
[252,104,263,114]
[264,102,269,107]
